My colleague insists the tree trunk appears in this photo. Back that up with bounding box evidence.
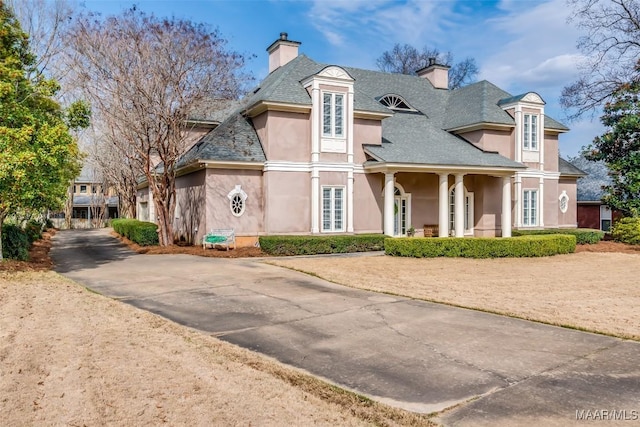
[0,211,7,261]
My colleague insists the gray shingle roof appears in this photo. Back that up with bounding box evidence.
[365,112,524,169]
[444,80,515,130]
[559,157,586,176]
[73,195,119,207]
[183,53,567,168]
[177,113,265,166]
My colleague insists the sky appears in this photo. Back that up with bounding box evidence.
[78,0,605,157]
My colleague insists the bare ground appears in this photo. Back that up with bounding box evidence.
[0,232,431,426]
[269,250,640,341]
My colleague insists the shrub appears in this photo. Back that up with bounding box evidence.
[259,234,385,256]
[384,235,576,258]
[611,217,640,245]
[512,228,604,245]
[112,219,159,246]
[1,224,30,261]
[24,220,44,244]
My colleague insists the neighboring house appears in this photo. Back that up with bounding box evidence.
[51,167,119,229]
[570,157,621,232]
[138,33,582,246]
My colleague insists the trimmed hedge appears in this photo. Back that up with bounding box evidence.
[112,219,159,246]
[384,235,576,258]
[1,224,30,261]
[512,228,604,245]
[611,217,640,245]
[259,234,385,256]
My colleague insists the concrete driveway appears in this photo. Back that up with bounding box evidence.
[51,229,640,426]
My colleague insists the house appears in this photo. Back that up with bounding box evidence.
[138,33,581,246]
[50,166,119,229]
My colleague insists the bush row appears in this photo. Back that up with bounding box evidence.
[259,234,385,256]
[1,220,45,261]
[611,217,640,245]
[112,219,159,246]
[512,228,604,245]
[384,235,576,258]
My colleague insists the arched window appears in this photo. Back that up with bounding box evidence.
[378,94,416,112]
[227,185,247,217]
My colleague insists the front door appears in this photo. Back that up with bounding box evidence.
[394,190,408,236]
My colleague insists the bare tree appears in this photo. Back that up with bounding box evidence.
[561,0,640,119]
[8,0,75,82]
[64,8,251,245]
[376,43,478,89]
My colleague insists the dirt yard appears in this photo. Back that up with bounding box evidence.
[269,251,640,341]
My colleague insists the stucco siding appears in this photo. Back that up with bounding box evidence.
[474,175,503,237]
[353,173,382,233]
[557,178,578,227]
[174,169,206,244]
[265,111,310,162]
[544,134,559,172]
[395,173,439,229]
[263,170,310,233]
[205,168,264,237]
[459,129,513,160]
[354,118,382,164]
[544,179,559,227]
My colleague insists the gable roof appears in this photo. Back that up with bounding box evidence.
[443,80,516,130]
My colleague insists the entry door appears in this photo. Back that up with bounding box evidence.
[394,195,408,236]
[449,189,474,235]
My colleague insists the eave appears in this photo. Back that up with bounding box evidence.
[446,122,514,133]
[354,109,393,120]
[363,161,524,176]
[244,101,311,117]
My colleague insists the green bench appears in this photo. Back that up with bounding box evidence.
[202,229,236,251]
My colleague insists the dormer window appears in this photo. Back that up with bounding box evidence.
[523,113,539,151]
[378,94,416,112]
[323,92,344,138]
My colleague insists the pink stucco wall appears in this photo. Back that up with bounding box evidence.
[263,170,310,233]
[254,111,310,162]
[205,168,264,238]
[174,169,206,244]
[543,178,559,227]
[394,173,440,229]
[354,173,382,233]
[354,118,382,164]
[473,175,504,236]
[544,134,559,171]
[558,178,578,227]
[459,129,513,160]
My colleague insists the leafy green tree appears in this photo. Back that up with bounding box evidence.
[584,73,640,216]
[0,3,81,260]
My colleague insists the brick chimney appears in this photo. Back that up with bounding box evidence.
[266,32,301,73]
[416,57,450,89]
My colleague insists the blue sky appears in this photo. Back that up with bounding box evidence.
[80,0,604,157]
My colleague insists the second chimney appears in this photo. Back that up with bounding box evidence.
[416,57,450,89]
[267,32,301,73]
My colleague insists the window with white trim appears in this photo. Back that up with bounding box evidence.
[523,189,538,226]
[449,187,474,235]
[322,92,344,138]
[523,114,539,150]
[227,185,247,217]
[322,186,344,232]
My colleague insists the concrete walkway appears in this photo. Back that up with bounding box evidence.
[51,229,640,426]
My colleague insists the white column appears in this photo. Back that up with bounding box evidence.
[383,172,395,236]
[514,174,522,228]
[347,170,354,233]
[311,84,320,163]
[347,87,354,164]
[311,169,320,233]
[454,173,464,237]
[538,177,544,227]
[539,112,545,171]
[438,173,449,237]
[514,105,522,163]
[502,176,512,238]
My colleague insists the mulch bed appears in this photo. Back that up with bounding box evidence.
[0,229,56,272]
[574,240,640,254]
[111,232,268,258]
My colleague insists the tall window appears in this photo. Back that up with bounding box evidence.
[322,186,344,232]
[523,114,538,150]
[323,92,344,138]
[523,189,538,226]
